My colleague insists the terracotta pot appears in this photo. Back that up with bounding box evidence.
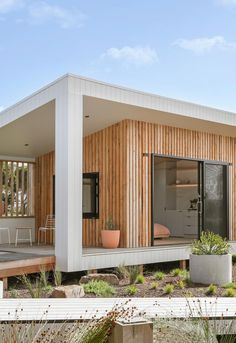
[101,230,120,248]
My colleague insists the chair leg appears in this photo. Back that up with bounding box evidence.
[15,229,18,247]
[29,229,32,246]
[7,229,10,245]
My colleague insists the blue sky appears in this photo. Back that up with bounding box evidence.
[1,0,236,112]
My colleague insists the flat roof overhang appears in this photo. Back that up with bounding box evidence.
[1,73,236,159]
[83,95,236,138]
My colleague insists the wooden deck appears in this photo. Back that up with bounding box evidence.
[0,245,55,288]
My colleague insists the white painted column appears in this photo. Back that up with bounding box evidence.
[55,77,83,272]
[0,281,3,299]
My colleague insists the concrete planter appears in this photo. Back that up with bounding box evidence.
[190,254,232,286]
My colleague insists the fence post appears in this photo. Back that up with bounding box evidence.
[0,281,3,299]
[109,318,153,343]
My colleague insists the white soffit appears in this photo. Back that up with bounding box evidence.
[83,96,236,137]
[0,101,55,158]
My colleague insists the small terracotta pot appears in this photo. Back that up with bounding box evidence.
[101,230,120,248]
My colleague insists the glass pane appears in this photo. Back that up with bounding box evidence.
[153,157,199,245]
[83,177,96,213]
[204,164,227,238]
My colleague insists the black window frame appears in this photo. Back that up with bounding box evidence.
[83,172,99,219]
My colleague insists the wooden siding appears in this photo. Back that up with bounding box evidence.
[83,121,128,247]
[83,119,236,248]
[35,151,55,244]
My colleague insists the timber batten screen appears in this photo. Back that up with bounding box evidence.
[0,161,35,217]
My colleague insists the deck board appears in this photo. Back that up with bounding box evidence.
[0,245,55,278]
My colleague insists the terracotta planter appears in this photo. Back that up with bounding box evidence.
[101,230,120,249]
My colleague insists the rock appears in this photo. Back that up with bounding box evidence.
[51,285,85,298]
[80,273,119,285]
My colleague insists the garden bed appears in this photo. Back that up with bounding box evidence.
[4,263,236,298]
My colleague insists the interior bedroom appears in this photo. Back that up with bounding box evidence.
[153,156,199,246]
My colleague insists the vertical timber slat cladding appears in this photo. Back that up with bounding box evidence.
[35,151,55,245]
[83,122,128,248]
[83,119,236,248]
[35,119,236,248]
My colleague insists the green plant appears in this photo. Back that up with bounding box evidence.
[154,271,165,280]
[183,272,192,286]
[205,284,217,295]
[224,288,236,297]
[185,290,193,297]
[19,274,44,298]
[83,280,115,297]
[163,283,174,295]
[128,265,140,284]
[222,282,236,289]
[135,274,145,284]
[176,280,185,289]
[150,281,159,290]
[54,269,62,286]
[126,284,138,296]
[191,231,230,255]
[115,264,130,280]
[9,288,18,298]
[171,268,188,278]
[105,216,118,230]
[39,268,49,288]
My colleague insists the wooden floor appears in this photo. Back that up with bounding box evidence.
[0,244,55,283]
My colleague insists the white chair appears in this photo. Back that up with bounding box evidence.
[15,227,33,247]
[0,228,10,245]
[38,215,55,245]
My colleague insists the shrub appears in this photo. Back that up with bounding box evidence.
[150,282,159,290]
[54,269,62,287]
[154,271,165,280]
[171,268,188,278]
[205,284,217,295]
[83,280,115,297]
[184,290,193,297]
[135,274,145,284]
[116,264,130,280]
[183,272,192,286]
[191,231,230,255]
[176,280,185,289]
[128,265,140,284]
[19,270,52,298]
[224,288,236,297]
[126,285,138,296]
[222,282,236,289]
[163,284,174,295]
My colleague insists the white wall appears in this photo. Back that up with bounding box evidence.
[0,218,35,244]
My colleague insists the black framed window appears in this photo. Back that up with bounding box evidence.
[83,172,99,219]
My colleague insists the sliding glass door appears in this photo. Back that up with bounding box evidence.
[199,162,228,238]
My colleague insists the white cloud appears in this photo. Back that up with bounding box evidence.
[101,46,158,66]
[173,36,236,55]
[0,0,24,13]
[0,106,5,112]
[28,1,86,28]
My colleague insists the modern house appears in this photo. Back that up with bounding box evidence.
[0,73,236,273]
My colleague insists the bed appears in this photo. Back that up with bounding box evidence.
[154,223,171,239]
